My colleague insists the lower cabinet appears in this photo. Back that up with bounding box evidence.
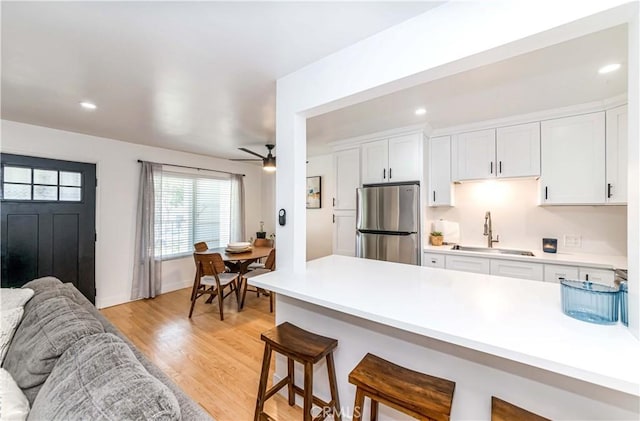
[490,260,543,281]
[544,264,579,283]
[445,255,490,274]
[332,211,356,256]
[423,253,445,268]
[579,267,615,285]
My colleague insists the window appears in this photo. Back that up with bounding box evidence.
[1,165,82,201]
[155,170,231,259]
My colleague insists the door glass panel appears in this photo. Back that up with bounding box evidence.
[34,185,58,200]
[3,166,31,183]
[34,169,58,185]
[60,187,81,201]
[3,183,31,200]
[60,171,82,186]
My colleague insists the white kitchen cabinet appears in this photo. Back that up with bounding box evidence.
[388,133,422,182]
[332,211,356,256]
[333,148,360,210]
[423,253,445,268]
[361,133,422,184]
[452,129,496,181]
[428,136,453,206]
[579,267,615,286]
[490,260,543,281]
[496,122,541,178]
[544,264,579,283]
[360,139,388,184]
[606,105,628,204]
[445,255,490,274]
[540,112,605,204]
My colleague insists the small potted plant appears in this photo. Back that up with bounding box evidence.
[256,221,267,239]
[430,231,444,246]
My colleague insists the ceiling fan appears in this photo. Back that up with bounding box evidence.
[231,144,276,172]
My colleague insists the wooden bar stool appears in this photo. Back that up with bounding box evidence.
[348,353,455,421]
[491,397,550,421]
[254,322,342,421]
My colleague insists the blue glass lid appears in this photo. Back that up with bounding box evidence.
[619,281,628,292]
[560,279,619,293]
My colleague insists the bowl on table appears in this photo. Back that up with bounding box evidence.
[226,242,252,253]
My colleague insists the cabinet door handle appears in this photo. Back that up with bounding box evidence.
[389,168,392,179]
[585,274,589,281]
[545,186,548,200]
[383,168,386,179]
[333,197,336,207]
[499,161,502,174]
[333,214,335,223]
[433,191,436,202]
[490,161,493,174]
[607,183,612,199]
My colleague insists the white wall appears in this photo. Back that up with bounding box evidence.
[306,154,334,260]
[0,120,267,308]
[428,179,627,256]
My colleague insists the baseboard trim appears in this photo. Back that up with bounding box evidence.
[96,278,191,309]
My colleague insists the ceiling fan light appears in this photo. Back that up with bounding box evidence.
[263,156,276,171]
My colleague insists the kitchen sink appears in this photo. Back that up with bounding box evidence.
[451,245,535,256]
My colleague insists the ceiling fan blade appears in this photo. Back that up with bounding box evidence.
[230,158,262,161]
[238,147,266,159]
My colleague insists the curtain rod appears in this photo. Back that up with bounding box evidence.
[137,160,245,177]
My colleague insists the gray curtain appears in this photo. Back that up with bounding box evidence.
[230,174,245,242]
[131,162,162,300]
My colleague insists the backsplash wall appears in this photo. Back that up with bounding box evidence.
[427,179,627,256]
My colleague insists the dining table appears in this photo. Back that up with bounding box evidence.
[196,245,274,308]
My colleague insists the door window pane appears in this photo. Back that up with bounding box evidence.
[33,185,58,200]
[3,166,31,183]
[3,183,31,200]
[60,171,82,186]
[60,187,81,201]
[34,169,58,185]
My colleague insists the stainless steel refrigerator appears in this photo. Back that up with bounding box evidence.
[356,183,420,265]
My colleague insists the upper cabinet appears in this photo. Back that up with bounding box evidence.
[540,112,605,205]
[452,129,495,181]
[496,122,541,178]
[333,148,360,210]
[361,133,421,184]
[428,136,453,206]
[452,123,540,182]
[605,105,628,204]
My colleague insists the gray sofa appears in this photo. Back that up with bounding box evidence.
[2,277,213,420]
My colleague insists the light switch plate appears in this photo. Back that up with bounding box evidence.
[564,234,582,248]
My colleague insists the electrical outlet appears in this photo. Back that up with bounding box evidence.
[564,234,582,248]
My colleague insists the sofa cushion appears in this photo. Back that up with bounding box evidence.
[22,283,86,318]
[0,307,24,365]
[29,333,181,421]
[21,276,63,294]
[2,296,104,403]
[0,288,34,311]
[0,367,30,421]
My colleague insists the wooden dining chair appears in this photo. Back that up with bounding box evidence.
[190,252,240,320]
[241,248,276,312]
[247,238,274,271]
[194,241,208,252]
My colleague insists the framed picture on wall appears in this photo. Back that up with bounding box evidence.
[306,176,321,209]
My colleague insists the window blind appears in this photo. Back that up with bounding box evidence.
[155,170,231,259]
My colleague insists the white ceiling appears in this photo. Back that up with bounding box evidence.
[1,1,442,159]
[307,25,628,155]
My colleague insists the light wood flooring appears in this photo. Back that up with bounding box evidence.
[101,287,301,421]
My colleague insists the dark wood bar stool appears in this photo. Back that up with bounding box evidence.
[491,397,550,421]
[348,353,455,421]
[254,322,342,421]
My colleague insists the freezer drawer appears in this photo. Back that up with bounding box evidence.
[356,231,419,265]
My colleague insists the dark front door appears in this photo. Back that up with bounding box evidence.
[1,154,96,303]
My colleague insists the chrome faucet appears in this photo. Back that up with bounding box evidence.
[483,211,499,248]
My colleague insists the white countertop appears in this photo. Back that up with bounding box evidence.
[250,255,639,396]
[424,244,628,270]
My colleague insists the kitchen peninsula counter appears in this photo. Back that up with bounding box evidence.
[249,255,639,420]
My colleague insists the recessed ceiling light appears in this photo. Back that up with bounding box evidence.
[598,63,621,74]
[80,101,97,110]
[415,107,427,116]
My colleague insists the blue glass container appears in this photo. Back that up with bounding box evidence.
[560,280,619,325]
[620,282,628,326]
